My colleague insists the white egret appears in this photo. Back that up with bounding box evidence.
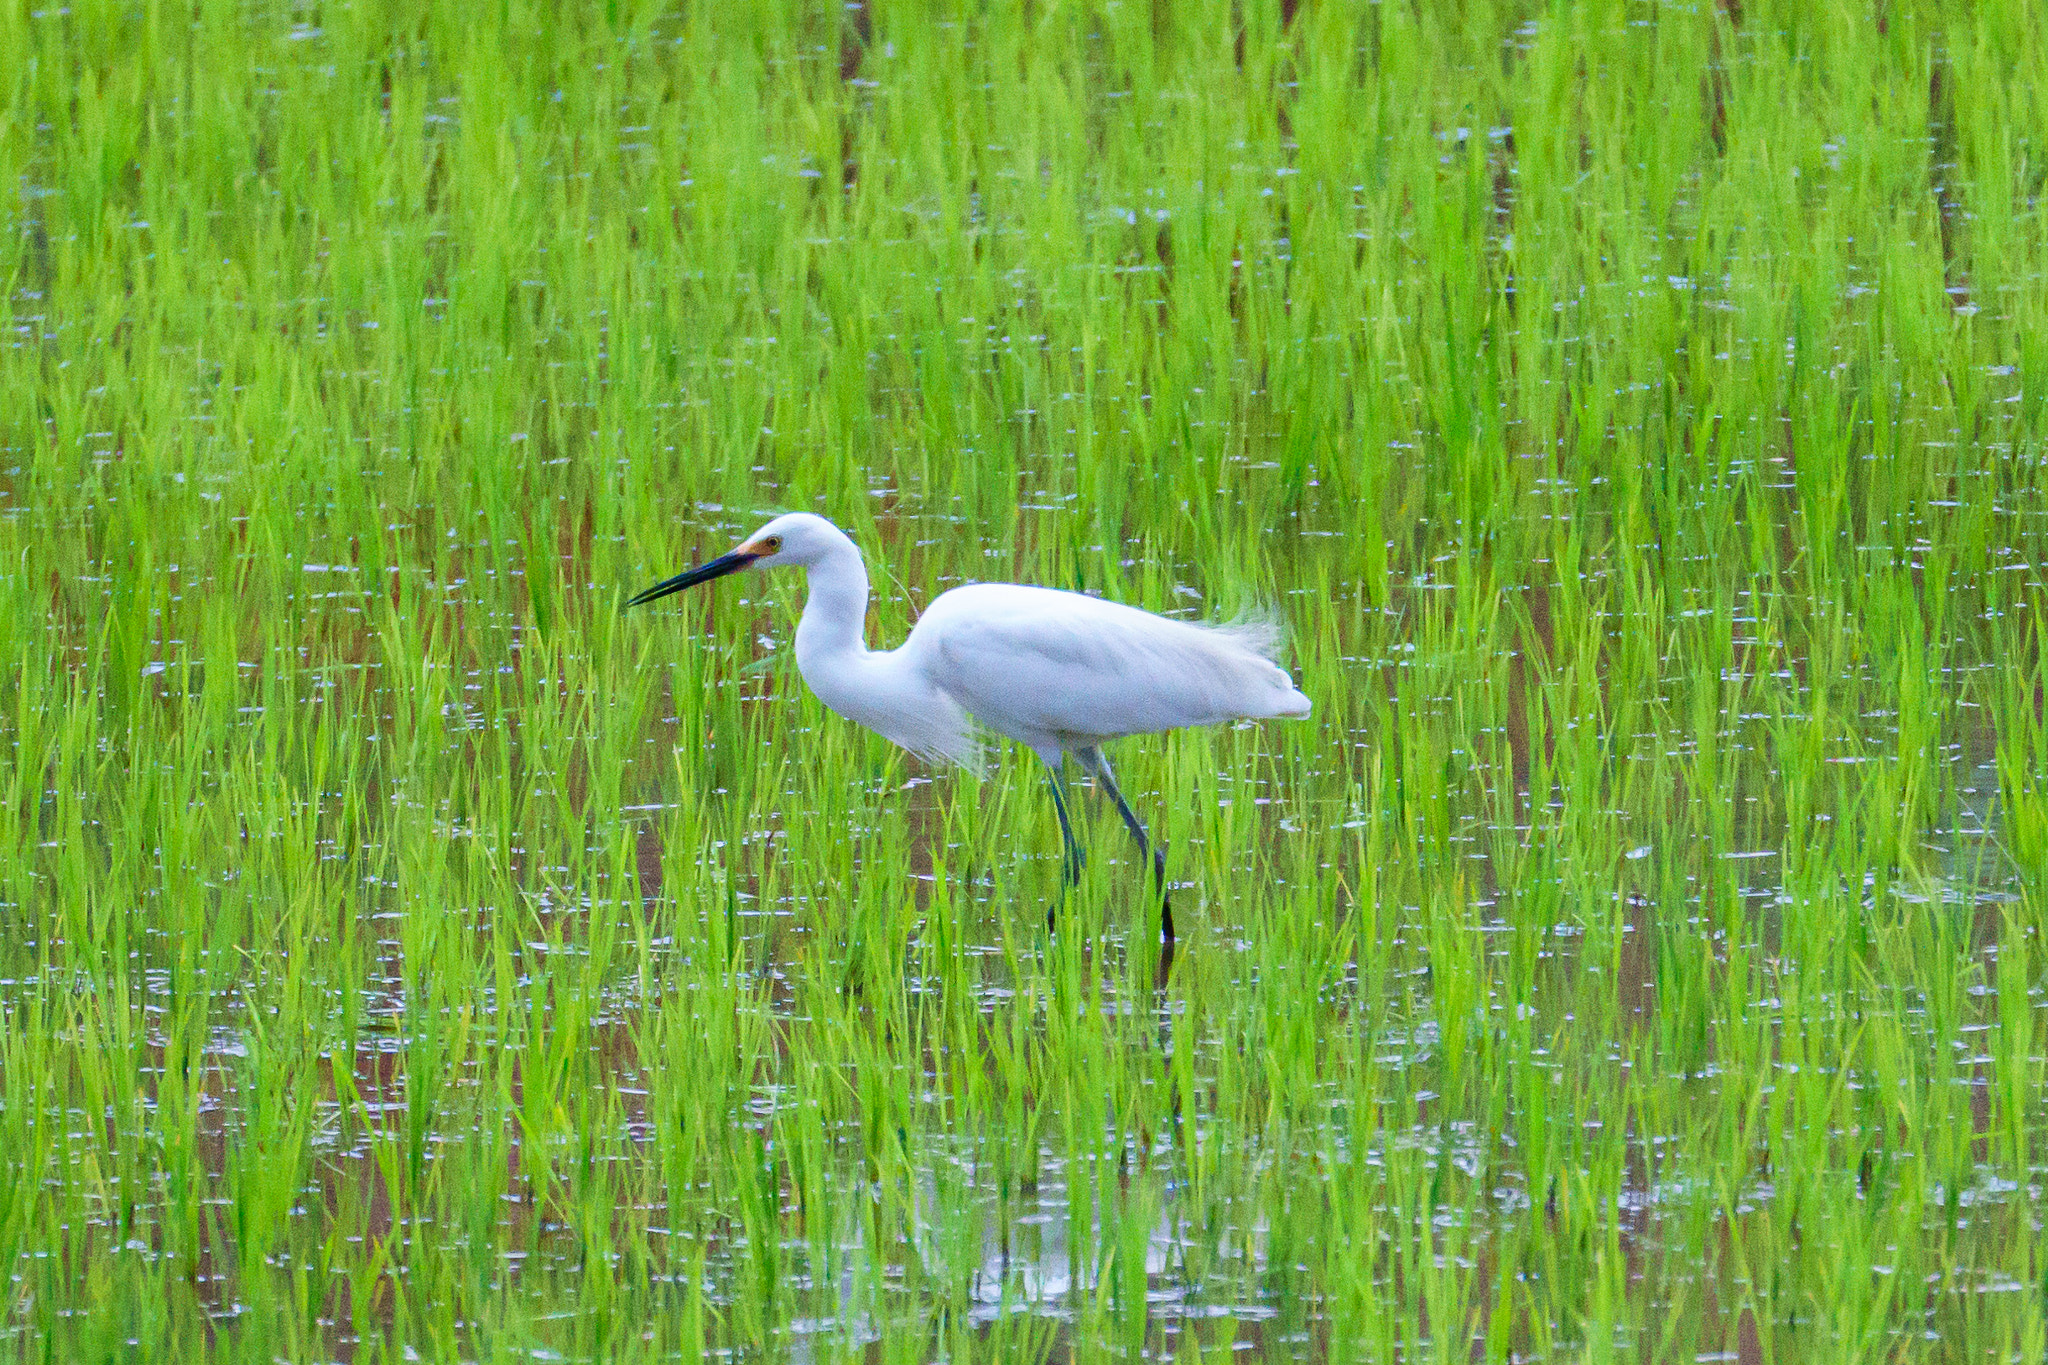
[627,512,1312,941]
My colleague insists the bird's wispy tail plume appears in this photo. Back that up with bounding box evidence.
[1205,610,1288,662]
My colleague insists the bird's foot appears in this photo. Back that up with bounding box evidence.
[1148,844,1174,942]
[1047,871,1076,935]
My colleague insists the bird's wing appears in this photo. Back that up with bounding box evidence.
[914,584,1309,748]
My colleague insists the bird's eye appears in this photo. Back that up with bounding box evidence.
[760,536,782,552]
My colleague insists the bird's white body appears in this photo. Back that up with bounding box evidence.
[771,517,1310,769]
[629,511,1311,935]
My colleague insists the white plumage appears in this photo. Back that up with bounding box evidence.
[916,585,1308,766]
[628,511,1312,939]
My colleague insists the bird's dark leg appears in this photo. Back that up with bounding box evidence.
[1045,762,1085,931]
[1076,746,1173,944]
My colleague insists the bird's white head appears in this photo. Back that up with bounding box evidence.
[730,512,847,569]
[626,512,852,607]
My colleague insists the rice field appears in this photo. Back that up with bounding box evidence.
[4,1,2048,1359]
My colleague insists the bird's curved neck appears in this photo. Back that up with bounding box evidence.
[793,532,873,667]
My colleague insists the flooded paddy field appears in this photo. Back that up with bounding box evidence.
[4,2,2048,1359]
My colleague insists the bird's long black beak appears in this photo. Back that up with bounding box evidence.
[625,548,758,607]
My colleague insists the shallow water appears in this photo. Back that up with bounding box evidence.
[9,653,2033,1361]
[8,3,2048,1359]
